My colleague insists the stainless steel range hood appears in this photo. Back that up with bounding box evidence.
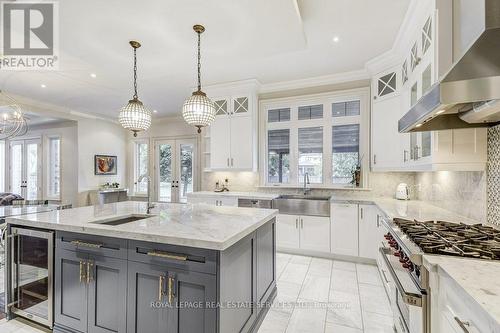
[399,0,500,133]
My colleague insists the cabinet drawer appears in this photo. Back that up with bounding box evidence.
[128,240,217,275]
[56,231,128,259]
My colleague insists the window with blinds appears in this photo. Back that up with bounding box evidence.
[298,104,323,120]
[298,127,323,183]
[268,108,290,123]
[267,129,290,183]
[332,124,359,184]
[332,100,360,117]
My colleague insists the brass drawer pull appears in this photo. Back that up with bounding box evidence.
[158,276,165,302]
[71,240,103,249]
[147,250,188,261]
[79,260,85,283]
[168,276,175,305]
[87,261,93,284]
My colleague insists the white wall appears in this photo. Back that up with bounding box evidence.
[5,121,79,207]
[77,119,128,205]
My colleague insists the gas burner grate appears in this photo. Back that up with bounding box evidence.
[393,218,500,260]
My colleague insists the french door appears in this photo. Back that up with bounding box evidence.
[9,139,42,200]
[154,138,196,203]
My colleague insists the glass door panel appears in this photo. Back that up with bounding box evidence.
[26,141,40,200]
[10,142,23,196]
[156,141,173,203]
[178,142,195,203]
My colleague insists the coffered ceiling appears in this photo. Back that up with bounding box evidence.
[0,0,410,118]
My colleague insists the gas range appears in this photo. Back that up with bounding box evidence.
[392,218,500,260]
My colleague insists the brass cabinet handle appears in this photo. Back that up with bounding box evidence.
[71,240,103,249]
[158,276,164,302]
[79,260,85,283]
[168,276,175,305]
[147,250,188,261]
[87,261,93,284]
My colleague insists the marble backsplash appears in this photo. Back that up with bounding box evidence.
[202,171,416,200]
[415,171,487,223]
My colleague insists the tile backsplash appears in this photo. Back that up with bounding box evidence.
[488,124,500,225]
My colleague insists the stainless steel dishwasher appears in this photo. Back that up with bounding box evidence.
[238,198,273,209]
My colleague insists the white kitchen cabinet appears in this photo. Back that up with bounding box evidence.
[358,205,383,259]
[276,214,330,252]
[331,203,358,257]
[276,214,300,249]
[229,115,253,169]
[299,215,330,252]
[210,115,231,169]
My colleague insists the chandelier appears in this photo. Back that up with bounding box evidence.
[119,41,152,137]
[182,25,215,133]
[0,90,28,140]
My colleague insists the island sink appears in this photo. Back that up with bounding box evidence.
[90,214,154,226]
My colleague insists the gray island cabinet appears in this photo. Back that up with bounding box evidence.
[6,202,277,333]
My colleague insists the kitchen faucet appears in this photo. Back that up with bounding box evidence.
[303,172,311,195]
[138,175,155,214]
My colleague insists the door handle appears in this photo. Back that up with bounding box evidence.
[168,276,175,305]
[300,218,303,229]
[87,261,93,284]
[227,158,230,167]
[360,208,364,219]
[231,158,234,167]
[403,150,409,162]
[79,260,85,283]
[295,218,298,229]
[158,275,165,302]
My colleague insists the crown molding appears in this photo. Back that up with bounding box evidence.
[259,69,370,94]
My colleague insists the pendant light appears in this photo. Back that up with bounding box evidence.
[0,90,28,139]
[119,41,152,137]
[182,25,215,133]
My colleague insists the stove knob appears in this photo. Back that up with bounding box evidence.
[394,251,401,257]
[399,256,407,263]
[402,262,410,269]
[384,233,392,240]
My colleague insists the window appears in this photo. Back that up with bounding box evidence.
[267,129,290,183]
[268,108,290,123]
[298,127,323,183]
[422,17,432,54]
[0,141,4,192]
[332,124,359,184]
[298,104,323,120]
[134,141,149,194]
[48,137,61,198]
[332,101,360,117]
[262,89,368,188]
[377,72,396,97]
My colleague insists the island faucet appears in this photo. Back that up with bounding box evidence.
[138,175,155,214]
[303,172,311,195]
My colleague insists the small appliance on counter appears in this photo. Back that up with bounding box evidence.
[214,178,230,192]
[395,183,410,200]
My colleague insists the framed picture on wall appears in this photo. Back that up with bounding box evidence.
[94,155,117,175]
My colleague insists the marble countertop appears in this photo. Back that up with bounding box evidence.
[423,255,500,327]
[0,205,58,219]
[187,191,280,200]
[6,201,278,250]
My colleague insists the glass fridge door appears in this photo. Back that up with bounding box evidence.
[10,227,53,327]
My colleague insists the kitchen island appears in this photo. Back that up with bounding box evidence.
[5,201,278,333]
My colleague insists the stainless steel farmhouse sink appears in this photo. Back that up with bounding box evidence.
[90,214,155,226]
[272,195,331,217]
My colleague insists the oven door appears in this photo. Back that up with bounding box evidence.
[378,247,426,333]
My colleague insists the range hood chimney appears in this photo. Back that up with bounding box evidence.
[399,0,500,133]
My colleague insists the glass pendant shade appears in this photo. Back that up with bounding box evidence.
[119,40,151,137]
[0,90,28,140]
[182,24,215,133]
[182,91,215,133]
[119,97,152,137]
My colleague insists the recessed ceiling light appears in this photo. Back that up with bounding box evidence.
[436,110,445,115]
[40,84,46,88]
[332,36,340,43]
[153,110,158,113]
[90,73,97,78]
[416,123,423,128]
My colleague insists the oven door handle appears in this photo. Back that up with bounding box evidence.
[379,247,423,307]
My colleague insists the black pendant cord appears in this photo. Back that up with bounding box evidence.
[197,31,202,92]
[133,47,138,100]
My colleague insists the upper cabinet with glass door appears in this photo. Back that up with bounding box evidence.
[204,80,260,171]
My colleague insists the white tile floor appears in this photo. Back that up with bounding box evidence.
[0,253,394,333]
[258,253,395,333]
